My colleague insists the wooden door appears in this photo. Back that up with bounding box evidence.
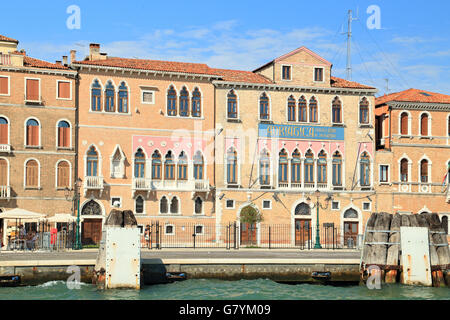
[81,219,102,245]
[240,223,256,246]
[295,219,311,246]
[344,222,358,247]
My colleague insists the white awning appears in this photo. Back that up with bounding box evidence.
[47,214,76,223]
[0,208,46,220]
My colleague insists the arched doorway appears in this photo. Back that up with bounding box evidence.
[81,200,103,245]
[239,205,260,246]
[343,208,359,248]
[294,202,311,247]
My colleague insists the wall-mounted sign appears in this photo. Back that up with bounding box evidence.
[258,123,344,141]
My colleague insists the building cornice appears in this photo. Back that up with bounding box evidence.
[0,65,77,77]
[71,63,222,81]
[212,80,378,95]
[388,101,450,111]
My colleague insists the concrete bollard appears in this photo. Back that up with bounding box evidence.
[93,209,141,289]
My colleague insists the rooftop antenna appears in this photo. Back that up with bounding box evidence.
[342,9,359,80]
[384,78,390,94]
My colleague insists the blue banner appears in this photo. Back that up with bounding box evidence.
[258,123,344,141]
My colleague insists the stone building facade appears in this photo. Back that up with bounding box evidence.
[0,35,77,243]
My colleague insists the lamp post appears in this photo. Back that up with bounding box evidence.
[65,178,82,250]
[307,190,333,249]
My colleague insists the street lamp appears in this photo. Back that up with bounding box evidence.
[307,190,333,249]
[65,178,82,250]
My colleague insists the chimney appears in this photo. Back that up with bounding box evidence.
[70,50,76,63]
[62,55,68,66]
[56,60,62,65]
[89,43,101,61]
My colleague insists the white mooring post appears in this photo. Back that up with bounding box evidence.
[94,209,141,289]
[400,227,432,286]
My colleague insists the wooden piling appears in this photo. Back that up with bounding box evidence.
[385,213,401,283]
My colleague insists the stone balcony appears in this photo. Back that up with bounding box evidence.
[0,186,10,199]
[83,176,104,196]
[133,178,210,193]
[0,144,11,153]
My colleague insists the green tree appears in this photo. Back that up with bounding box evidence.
[239,205,263,224]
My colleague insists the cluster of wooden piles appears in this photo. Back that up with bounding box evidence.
[361,212,450,287]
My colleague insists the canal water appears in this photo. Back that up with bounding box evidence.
[0,279,449,300]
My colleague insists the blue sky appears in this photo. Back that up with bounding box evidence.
[1,0,449,95]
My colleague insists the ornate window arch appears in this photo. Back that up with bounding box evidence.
[178,151,188,180]
[170,196,179,214]
[164,151,175,180]
[118,81,129,113]
[332,96,342,124]
[259,149,271,186]
[294,202,311,215]
[278,149,288,183]
[86,146,99,177]
[298,96,307,122]
[110,145,126,179]
[135,195,144,214]
[359,97,369,124]
[192,87,202,117]
[179,86,189,117]
[194,197,203,215]
[259,92,270,120]
[226,147,238,184]
[304,149,314,184]
[152,150,162,180]
[81,200,102,216]
[167,85,177,116]
[160,196,168,214]
[291,149,301,183]
[309,96,318,123]
[91,79,102,111]
[104,80,116,112]
[193,151,204,180]
[332,151,343,186]
[134,148,146,178]
[359,152,371,187]
[287,95,296,122]
[227,90,238,119]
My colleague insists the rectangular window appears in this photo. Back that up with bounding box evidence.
[142,90,154,104]
[314,68,324,82]
[57,81,71,99]
[363,202,371,211]
[111,197,122,208]
[331,201,340,210]
[0,76,9,95]
[26,79,40,101]
[379,165,389,183]
[282,66,291,80]
[262,200,272,210]
[226,200,235,209]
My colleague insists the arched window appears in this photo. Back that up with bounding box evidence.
[192,88,201,117]
[295,202,311,215]
[135,196,144,214]
[118,82,128,113]
[359,97,369,124]
[26,119,39,146]
[0,159,7,187]
[317,150,327,184]
[420,113,429,136]
[104,81,115,112]
[91,80,102,111]
[194,197,203,214]
[179,86,189,117]
[360,152,370,186]
[332,152,342,186]
[86,146,98,177]
[442,216,448,235]
[57,121,70,148]
[160,196,168,214]
[400,112,409,135]
[304,150,314,183]
[167,86,177,116]
[193,151,204,180]
[227,148,237,184]
[57,161,70,188]
[151,151,162,180]
[420,159,428,183]
[170,197,179,214]
[259,149,270,186]
[134,149,146,178]
[278,149,288,183]
[164,151,175,180]
[400,158,409,182]
[227,90,237,119]
[25,160,38,187]
[259,92,269,120]
[287,95,296,122]
[0,117,8,145]
[309,97,318,123]
[291,149,301,183]
[344,208,358,219]
[332,97,342,124]
[298,96,307,122]
[178,151,188,180]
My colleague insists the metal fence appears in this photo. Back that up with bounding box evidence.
[5,221,77,251]
[140,222,362,250]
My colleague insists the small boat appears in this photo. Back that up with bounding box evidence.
[0,275,21,287]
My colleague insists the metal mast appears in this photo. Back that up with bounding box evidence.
[345,9,358,80]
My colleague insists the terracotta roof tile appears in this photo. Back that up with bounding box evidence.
[23,56,70,70]
[74,57,217,76]
[330,76,375,89]
[0,34,18,43]
[375,88,450,105]
[211,68,273,84]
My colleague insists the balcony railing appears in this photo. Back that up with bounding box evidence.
[0,144,11,153]
[0,186,10,199]
[146,179,210,191]
[84,176,104,190]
